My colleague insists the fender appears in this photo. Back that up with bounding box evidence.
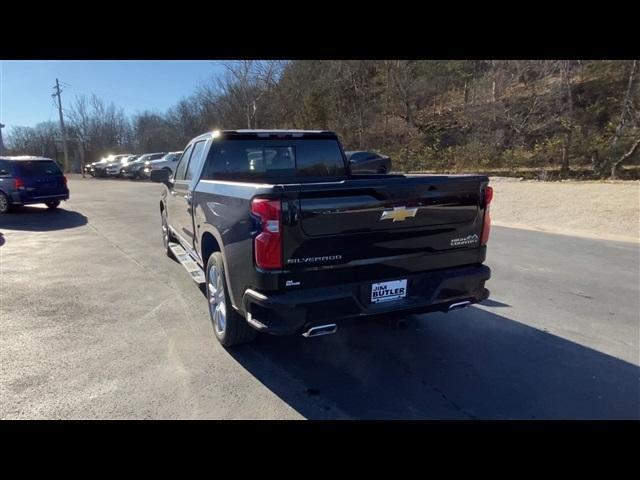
[196,220,242,310]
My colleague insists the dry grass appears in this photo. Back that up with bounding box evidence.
[490,178,640,243]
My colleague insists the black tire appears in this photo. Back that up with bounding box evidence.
[161,207,175,258]
[46,201,60,210]
[206,252,257,347]
[0,191,11,214]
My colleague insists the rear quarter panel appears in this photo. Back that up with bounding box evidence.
[193,179,278,309]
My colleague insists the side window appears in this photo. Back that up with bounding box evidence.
[175,145,194,181]
[185,141,207,181]
[0,160,11,176]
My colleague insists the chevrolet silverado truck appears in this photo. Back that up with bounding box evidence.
[151,130,492,347]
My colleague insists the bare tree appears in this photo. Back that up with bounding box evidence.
[610,137,640,179]
[219,60,284,129]
[611,60,638,150]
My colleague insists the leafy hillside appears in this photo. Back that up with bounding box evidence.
[6,60,639,179]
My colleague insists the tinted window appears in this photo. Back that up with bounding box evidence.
[202,139,345,181]
[0,160,11,176]
[149,153,165,160]
[175,145,193,180]
[186,141,207,181]
[296,141,345,176]
[16,160,62,176]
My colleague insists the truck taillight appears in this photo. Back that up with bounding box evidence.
[481,186,493,246]
[251,198,282,270]
[14,178,25,190]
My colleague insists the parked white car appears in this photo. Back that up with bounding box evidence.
[144,151,183,177]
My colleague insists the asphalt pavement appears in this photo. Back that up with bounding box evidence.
[1,175,638,419]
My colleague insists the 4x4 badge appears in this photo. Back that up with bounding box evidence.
[380,206,418,222]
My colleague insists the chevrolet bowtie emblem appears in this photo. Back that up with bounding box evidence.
[380,206,418,222]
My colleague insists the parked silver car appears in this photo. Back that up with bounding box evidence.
[105,155,136,177]
[144,151,183,177]
[120,152,167,180]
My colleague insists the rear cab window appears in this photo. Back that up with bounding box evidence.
[201,138,346,182]
[16,160,62,176]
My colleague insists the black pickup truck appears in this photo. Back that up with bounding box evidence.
[151,130,492,347]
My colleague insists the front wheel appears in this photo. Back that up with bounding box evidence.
[206,252,257,347]
[46,201,60,210]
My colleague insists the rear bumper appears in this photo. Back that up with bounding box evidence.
[11,192,69,205]
[241,264,491,335]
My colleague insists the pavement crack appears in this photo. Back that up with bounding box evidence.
[425,382,478,420]
[85,220,183,295]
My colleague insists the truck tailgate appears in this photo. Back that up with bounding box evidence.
[280,174,489,286]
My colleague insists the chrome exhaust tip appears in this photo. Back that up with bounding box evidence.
[302,323,338,338]
[448,301,471,312]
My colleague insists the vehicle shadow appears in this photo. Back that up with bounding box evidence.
[228,305,640,419]
[0,206,88,232]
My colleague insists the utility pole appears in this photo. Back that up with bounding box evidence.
[52,79,70,172]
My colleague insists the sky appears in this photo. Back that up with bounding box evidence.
[0,61,227,132]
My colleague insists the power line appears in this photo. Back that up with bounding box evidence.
[47,96,57,122]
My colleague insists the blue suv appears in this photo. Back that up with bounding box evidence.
[0,156,69,214]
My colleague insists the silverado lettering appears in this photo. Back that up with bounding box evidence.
[287,255,343,264]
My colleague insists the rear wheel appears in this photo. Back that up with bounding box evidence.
[0,192,11,214]
[206,252,257,347]
[46,201,60,210]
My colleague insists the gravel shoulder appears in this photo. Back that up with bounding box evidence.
[489,178,640,243]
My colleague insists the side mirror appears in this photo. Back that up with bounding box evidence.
[150,169,171,186]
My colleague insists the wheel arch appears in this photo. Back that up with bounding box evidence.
[199,226,241,311]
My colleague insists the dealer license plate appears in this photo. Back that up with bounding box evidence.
[371,279,407,304]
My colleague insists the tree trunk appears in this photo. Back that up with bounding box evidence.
[80,142,86,178]
[561,130,572,174]
[590,149,601,176]
[405,99,413,129]
[463,81,469,112]
[491,61,498,123]
[492,79,497,122]
[611,138,640,179]
[561,61,574,174]
[611,60,638,150]
[383,62,390,147]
